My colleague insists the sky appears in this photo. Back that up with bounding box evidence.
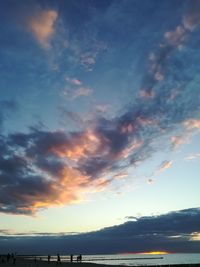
[0,0,200,254]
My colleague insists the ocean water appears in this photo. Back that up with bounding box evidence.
[39,253,200,266]
[81,254,200,266]
[83,253,200,266]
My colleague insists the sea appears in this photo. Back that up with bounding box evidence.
[37,253,200,266]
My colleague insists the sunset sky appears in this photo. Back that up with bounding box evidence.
[0,0,200,254]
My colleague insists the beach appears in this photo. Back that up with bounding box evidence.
[0,257,200,267]
[0,258,119,267]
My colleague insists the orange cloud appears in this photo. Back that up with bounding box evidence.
[27,167,90,214]
[49,130,101,161]
[29,10,58,49]
[183,119,200,130]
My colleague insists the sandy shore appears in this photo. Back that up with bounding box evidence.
[0,258,121,267]
[0,258,200,267]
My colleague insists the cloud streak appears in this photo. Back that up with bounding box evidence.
[157,161,173,173]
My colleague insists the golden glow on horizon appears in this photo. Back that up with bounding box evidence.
[138,251,169,255]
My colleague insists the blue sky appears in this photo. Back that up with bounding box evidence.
[0,0,200,254]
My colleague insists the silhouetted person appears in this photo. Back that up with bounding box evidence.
[13,254,16,265]
[57,254,61,265]
[7,253,11,262]
[77,255,82,262]
[48,255,51,263]
[70,254,73,262]
[34,257,37,264]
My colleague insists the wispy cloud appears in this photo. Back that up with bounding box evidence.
[28,9,58,49]
[73,87,93,99]
[157,161,173,173]
[185,153,200,161]
[65,77,82,86]
[63,86,93,100]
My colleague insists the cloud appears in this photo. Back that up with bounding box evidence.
[157,161,173,173]
[60,108,84,126]
[190,232,200,241]
[0,208,199,254]
[147,178,155,185]
[171,135,189,149]
[73,87,93,99]
[95,104,110,113]
[185,153,200,161]
[1,3,200,215]
[142,0,200,97]
[164,26,187,47]
[113,171,128,180]
[79,42,107,71]
[65,77,82,86]
[183,0,200,30]
[28,9,58,49]
[63,87,93,100]
[63,77,93,100]
[183,119,200,130]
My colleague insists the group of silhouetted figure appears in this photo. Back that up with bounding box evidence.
[0,253,17,265]
[46,254,82,264]
[0,253,83,265]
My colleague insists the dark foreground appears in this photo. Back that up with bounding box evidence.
[0,258,200,267]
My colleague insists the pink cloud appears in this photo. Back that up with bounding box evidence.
[29,10,58,49]
[157,160,173,173]
[66,77,82,86]
[171,135,189,149]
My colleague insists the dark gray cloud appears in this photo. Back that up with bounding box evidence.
[0,208,199,254]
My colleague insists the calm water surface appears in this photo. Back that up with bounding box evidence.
[82,254,200,265]
[40,253,200,266]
